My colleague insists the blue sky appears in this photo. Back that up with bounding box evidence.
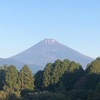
[0,0,100,58]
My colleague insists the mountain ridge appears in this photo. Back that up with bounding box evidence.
[0,39,94,72]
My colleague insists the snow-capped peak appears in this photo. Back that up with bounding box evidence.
[44,39,56,44]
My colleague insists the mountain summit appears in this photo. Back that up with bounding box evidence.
[0,39,94,72]
[44,39,56,44]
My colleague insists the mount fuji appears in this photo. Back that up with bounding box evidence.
[0,39,94,72]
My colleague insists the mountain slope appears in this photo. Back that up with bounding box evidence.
[10,39,94,70]
[0,58,43,72]
[0,58,25,70]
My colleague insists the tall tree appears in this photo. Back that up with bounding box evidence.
[42,59,70,90]
[43,63,53,88]
[34,70,43,89]
[19,65,34,90]
[62,61,84,90]
[3,65,20,91]
[85,58,100,89]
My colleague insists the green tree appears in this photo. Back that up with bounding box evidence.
[43,59,70,90]
[3,65,20,91]
[62,61,84,90]
[34,70,43,89]
[85,58,100,89]
[86,58,100,74]
[43,63,53,88]
[19,65,34,90]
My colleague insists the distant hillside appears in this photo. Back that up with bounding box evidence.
[0,58,25,70]
[0,39,94,72]
[0,58,43,72]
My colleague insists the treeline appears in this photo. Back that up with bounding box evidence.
[0,65,34,100]
[0,58,100,100]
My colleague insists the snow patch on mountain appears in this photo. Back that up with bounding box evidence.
[44,39,56,44]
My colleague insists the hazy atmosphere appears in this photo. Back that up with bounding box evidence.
[0,1,100,100]
[0,0,100,58]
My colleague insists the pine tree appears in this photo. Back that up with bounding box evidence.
[19,65,34,90]
[34,70,43,89]
[43,63,53,88]
[42,59,70,90]
[85,58,100,89]
[62,61,83,90]
[3,65,20,91]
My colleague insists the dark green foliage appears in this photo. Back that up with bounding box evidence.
[20,89,33,100]
[34,70,43,89]
[87,89,100,100]
[43,63,53,88]
[8,93,23,100]
[0,58,100,99]
[85,58,100,89]
[42,59,70,90]
[0,65,35,100]
[86,58,100,74]
[0,67,6,90]
[55,82,66,94]
[67,89,88,100]
[3,65,20,91]
[62,61,84,90]
[28,91,67,100]
[19,65,35,90]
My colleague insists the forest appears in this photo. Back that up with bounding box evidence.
[0,58,100,100]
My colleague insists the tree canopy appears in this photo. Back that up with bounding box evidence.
[0,58,100,100]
